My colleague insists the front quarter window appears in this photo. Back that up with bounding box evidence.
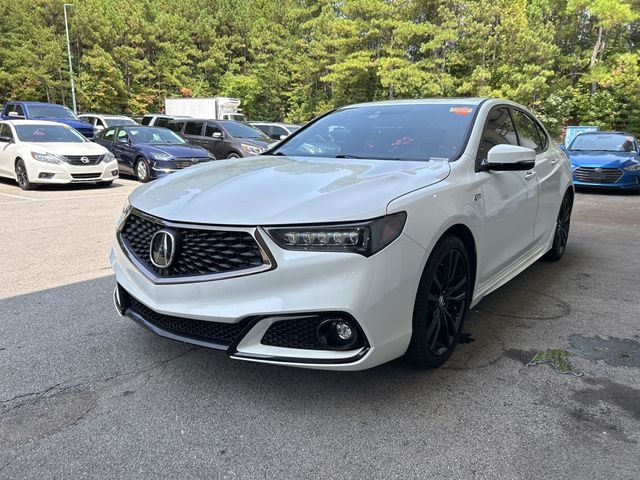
[272,104,477,162]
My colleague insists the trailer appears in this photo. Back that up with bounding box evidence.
[164,97,246,121]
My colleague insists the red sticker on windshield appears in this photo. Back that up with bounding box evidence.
[450,107,473,116]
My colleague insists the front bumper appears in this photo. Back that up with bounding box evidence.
[110,229,426,370]
[26,159,119,184]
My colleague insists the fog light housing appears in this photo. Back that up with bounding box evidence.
[111,169,119,176]
[38,172,55,179]
[317,318,359,350]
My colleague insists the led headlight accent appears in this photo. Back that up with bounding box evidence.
[207,152,216,160]
[103,151,116,163]
[266,212,407,257]
[116,198,132,230]
[151,152,174,161]
[241,144,265,155]
[31,151,66,164]
[624,163,640,171]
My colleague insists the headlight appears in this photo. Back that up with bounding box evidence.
[207,152,216,160]
[31,151,66,164]
[116,198,132,230]
[265,212,407,257]
[103,152,116,163]
[241,144,265,155]
[150,152,173,161]
[624,163,640,171]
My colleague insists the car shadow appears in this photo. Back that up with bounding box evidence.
[0,176,129,191]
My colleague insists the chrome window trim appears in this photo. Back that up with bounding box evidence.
[117,208,277,285]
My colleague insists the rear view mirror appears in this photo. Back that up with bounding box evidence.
[484,144,535,171]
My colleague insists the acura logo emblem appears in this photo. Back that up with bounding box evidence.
[150,229,178,268]
[80,156,90,163]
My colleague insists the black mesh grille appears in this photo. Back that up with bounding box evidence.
[261,317,328,350]
[128,296,248,346]
[119,212,266,278]
[173,158,209,169]
[574,167,623,183]
[71,172,101,179]
[65,154,102,165]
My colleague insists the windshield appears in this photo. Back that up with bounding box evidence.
[223,122,269,140]
[569,134,636,152]
[272,104,477,161]
[15,124,87,143]
[104,117,137,127]
[128,127,186,144]
[27,104,78,120]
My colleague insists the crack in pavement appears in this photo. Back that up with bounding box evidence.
[0,346,199,415]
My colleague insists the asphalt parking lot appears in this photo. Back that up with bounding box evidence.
[1,177,639,479]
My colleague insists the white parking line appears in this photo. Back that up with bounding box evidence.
[0,191,129,205]
[0,192,36,201]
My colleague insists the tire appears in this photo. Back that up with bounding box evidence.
[226,152,241,159]
[15,159,37,190]
[96,180,113,187]
[135,158,150,183]
[543,191,573,261]
[406,235,471,368]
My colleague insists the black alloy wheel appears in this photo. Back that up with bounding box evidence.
[543,191,572,261]
[407,235,470,368]
[15,159,36,190]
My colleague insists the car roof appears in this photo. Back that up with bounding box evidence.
[80,113,131,118]
[1,119,64,126]
[7,101,67,106]
[348,98,487,108]
[574,131,633,137]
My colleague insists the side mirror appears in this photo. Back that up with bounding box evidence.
[211,132,223,139]
[483,144,535,171]
[558,144,566,151]
[7,112,25,119]
[279,134,287,140]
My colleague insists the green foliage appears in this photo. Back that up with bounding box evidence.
[1,0,640,136]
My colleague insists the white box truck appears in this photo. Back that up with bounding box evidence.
[164,97,246,121]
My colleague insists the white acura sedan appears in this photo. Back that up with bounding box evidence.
[111,98,573,371]
[0,120,118,189]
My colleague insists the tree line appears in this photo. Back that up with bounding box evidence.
[1,0,639,136]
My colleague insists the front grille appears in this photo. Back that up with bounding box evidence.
[172,158,208,169]
[119,212,267,279]
[574,167,623,183]
[127,296,248,346]
[71,172,101,179]
[65,154,102,165]
[261,317,327,350]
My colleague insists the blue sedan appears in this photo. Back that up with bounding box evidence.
[566,131,640,191]
[95,125,215,182]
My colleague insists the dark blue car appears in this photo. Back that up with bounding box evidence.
[95,125,215,182]
[566,131,640,191]
[1,101,96,139]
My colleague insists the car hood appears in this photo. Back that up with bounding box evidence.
[29,142,108,156]
[567,151,640,168]
[32,117,93,130]
[130,155,450,225]
[142,143,210,158]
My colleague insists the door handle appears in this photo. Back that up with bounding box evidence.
[550,158,559,165]
[525,171,536,181]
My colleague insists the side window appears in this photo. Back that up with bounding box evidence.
[534,122,548,151]
[96,118,106,128]
[205,122,222,137]
[168,121,184,133]
[512,110,544,152]
[155,117,170,128]
[116,129,129,143]
[141,116,152,126]
[271,126,287,139]
[184,121,204,136]
[102,128,116,141]
[477,107,518,162]
[0,123,13,140]
[14,104,24,116]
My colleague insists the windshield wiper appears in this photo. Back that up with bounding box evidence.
[335,154,361,159]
